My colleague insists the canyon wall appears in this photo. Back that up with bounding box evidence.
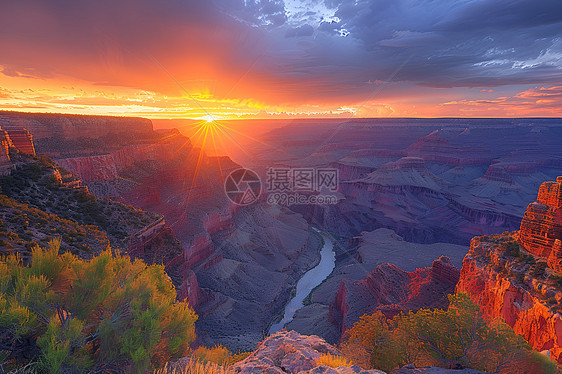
[458,178,562,362]
[56,131,192,182]
[0,111,154,140]
[519,177,562,261]
[457,233,562,362]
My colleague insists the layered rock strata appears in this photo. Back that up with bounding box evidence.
[457,232,562,363]
[519,177,562,264]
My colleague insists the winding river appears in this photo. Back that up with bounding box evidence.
[268,228,336,334]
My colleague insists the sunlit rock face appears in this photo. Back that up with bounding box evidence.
[5,128,35,156]
[457,231,562,363]
[0,128,12,174]
[457,179,562,362]
[519,177,562,263]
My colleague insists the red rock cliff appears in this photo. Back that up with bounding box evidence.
[457,232,562,363]
[519,177,562,262]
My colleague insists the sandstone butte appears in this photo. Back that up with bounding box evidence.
[457,176,562,362]
[0,125,36,174]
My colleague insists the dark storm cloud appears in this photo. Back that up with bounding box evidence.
[1,0,561,105]
[312,0,562,88]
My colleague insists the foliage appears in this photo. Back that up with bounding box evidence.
[192,345,231,366]
[316,353,352,368]
[501,240,520,257]
[341,293,558,373]
[531,261,548,278]
[0,193,108,256]
[155,359,234,374]
[0,239,197,373]
[227,351,251,365]
[0,158,160,251]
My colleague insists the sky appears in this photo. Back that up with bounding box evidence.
[1,0,562,119]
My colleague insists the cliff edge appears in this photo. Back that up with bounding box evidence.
[457,176,562,362]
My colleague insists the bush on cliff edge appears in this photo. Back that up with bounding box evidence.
[0,239,197,373]
[341,293,558,374]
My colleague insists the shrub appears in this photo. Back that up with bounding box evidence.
[316,353,352,368]
[501,240,520,257]
[340,293,558,373]
[0,239,197,372]
[155,358,234,374]
[228,351,251,365]
[531,262,548,278]
[192,345,231,366]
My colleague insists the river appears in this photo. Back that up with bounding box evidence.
[268,228,336,334]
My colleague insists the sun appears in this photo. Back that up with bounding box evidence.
[203,114,215,123]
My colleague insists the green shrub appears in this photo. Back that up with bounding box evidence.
[0,239,197,372]
[341,293,557,373]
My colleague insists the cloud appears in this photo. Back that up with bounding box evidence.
[1,0,562,112]
[285,24,314,37]
[440,86,562,116]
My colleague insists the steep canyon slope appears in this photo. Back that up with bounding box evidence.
[0,113,323,351]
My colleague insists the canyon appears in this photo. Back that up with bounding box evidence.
[245,118,562,244]
[0,113,325,352]
[2,112,562,365]
[285,228,467,344]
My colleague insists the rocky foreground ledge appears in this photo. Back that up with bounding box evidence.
[230,330,485,374]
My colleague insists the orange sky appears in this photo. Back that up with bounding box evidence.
[1,0,561,119]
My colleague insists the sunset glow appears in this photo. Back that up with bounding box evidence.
[1,1,561,118]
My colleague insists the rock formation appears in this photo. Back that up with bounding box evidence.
[232,330,386,374]
[0,125,38,174]
[519,177,562,263]
[55,131,192,182]
[249,119,562,245]
[457,232,562,363]
[457,178,562,362]
[0,128,12,174]
[330,256,460,333]
[5,129,35,156]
